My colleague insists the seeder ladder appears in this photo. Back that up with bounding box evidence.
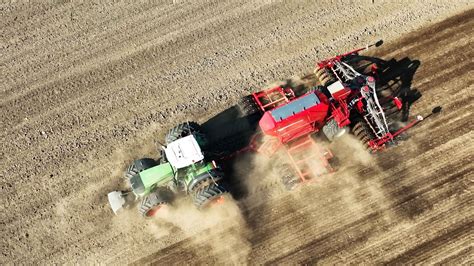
[285,135,332,182]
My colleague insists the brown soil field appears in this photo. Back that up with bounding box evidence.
[1,1,473,264]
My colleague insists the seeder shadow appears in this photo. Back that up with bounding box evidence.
[348,54,423,122]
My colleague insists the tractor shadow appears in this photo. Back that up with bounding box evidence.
[201,107,260,201]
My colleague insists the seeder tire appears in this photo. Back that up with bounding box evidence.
[279,166,300,191]
[314,66,335,86]
[193,181,229,209]
[314,67,325,77]
[322,119,345,141]
[351,121,375,149]
[124,158,157,179]
[165,121,202,144]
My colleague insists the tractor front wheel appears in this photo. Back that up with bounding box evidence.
[193,182,229,209]
[124,158,157,179]
[139,190,172,217]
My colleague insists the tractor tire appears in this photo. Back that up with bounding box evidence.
[322,119,348,141]
[124,158,157,179]
[158,149,168,164]
[237,95,259,117]
[165,121,202,144]
[314,66,335,86]
[193,181,229,209]
[138,190,171,217]
[351,120,375,149]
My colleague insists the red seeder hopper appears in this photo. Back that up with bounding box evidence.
[238,40,428,189]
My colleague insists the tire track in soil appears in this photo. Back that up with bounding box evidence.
[386,219,473,265]
[253,140,472,264]
[2,3,473,265]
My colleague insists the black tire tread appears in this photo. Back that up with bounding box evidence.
[237,95,259,117]
[124,158,157,179]
[322,119,340,141]
[165,121,201,144]
[193,182,229,208]
[138,191,169,217]
[351,120,375,149]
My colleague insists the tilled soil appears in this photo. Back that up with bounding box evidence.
[1,1,473,264]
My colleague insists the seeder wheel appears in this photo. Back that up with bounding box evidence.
[314,66,335,86]
[315,67,325,77]
[237,95,259,117]
[351,120,375,150]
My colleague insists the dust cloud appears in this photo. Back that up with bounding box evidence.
[328,133,398,223]
[234,132,398,230]
[147,196,251,264]
[103,121,252,264]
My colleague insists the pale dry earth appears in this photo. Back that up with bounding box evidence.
[1,1,473,264]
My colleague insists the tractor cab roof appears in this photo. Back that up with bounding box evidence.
[165,135,204,169]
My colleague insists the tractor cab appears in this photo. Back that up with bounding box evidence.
[164,135,205,169]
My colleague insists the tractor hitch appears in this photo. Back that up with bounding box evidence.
[107,191,131,215]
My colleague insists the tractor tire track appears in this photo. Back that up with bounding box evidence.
[1,2,473,264]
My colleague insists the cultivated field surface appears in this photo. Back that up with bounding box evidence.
[1,1,473,264]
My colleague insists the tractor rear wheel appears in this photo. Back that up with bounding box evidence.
[193,181,229,209]
[237,95,259,117]
[124,158,157,179]
[314,66,335,86]
[138,190,172,217]
[165,121,202,144]
[351,120,375,149]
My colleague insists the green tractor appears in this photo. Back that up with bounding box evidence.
[107,122,230,217]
